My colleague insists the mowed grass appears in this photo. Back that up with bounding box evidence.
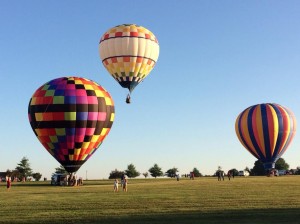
[1,176,300,224]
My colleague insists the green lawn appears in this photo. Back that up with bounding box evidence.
[1,176,300,224]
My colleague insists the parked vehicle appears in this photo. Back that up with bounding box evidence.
[51,174,67,186]
[278,170,287,176]
[238,170,250,177]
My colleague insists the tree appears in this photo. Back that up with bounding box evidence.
[54,165,68,175]
[192,167,202,177]
[5,169,12,176]
[148,164,163,178]
[251,160,266,176]
[230,168,239,177]
[32,172,42,181]
[165,167,178,178]
[10,170,20,181]
[109,169,124,179]
[275,158,289,170]
[244,167,251,174]
[125,163,140,178]
[142,172,149,178]
[15,157,33,180]
[251,158,290,176]
[296,167,300,175]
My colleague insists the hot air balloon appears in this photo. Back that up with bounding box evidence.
[235,103,296,170]
[28,77,115,175]
[99,24,160,103]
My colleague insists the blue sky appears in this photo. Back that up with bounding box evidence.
[1,1,300,179]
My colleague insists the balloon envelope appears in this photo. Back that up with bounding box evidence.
[235,103,296,170]
[99,24,159,93]
[28,77,115,173]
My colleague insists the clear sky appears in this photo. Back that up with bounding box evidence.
[1,0,300,179]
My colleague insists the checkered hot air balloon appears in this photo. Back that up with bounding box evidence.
[235,103,296,170]
[28,77,115,174]
[99,24,159,103]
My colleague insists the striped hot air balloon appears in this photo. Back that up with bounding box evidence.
[28,77,115,174]
[235,103,296,170]
[99,24,159,103]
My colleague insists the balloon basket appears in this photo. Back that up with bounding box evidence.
[126,94,131,104]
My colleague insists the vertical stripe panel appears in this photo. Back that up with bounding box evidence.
[266,105,277,157]
[260,104,271,161]
[237,110,259,159]
[277,105,296,158]
[253,106,266,157]
[247,106,266,160]
[271,104,284,160]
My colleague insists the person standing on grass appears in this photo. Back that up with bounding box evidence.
[6,175,11,191]
[72,175,77,186]
[120,173,125,188]
[221,170,225,181]
[227,170,232,180]
[123,177,128,192]
[113,179,119,192]
[217,171,221,181]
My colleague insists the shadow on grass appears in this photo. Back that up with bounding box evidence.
[4,208,300,224]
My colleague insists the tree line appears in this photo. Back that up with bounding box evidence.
[3,157,42,181]
[215,158,295,177]
[250,158,292,175]
[3,157,300,181]
[111,158,300,179]
[108,163,203,179]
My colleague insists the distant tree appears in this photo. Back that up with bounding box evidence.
[54,165,68,175]
[142,172,149,178]
[5,169,12,176]
[32,172,42,181]
[296,167,300,175]
[165,167,178,178]
[251,160,266,176]
[192,167,202,177]
[10,170,20,181]
[275,158,289,170]
[148,164,163,178]
[125,163,140,178]
[15,157,33,180]
[244,167,251,173]
[109,169,124,179]
[230,168,239,177]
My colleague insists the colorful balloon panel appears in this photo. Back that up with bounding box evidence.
[235,103,296,169]
[28,77,115,173]
[99,24,159,93]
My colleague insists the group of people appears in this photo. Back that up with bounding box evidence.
[114,175,128,192]
[63,175,83,186]
[216,170,235,181]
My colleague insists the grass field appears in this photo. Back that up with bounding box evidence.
[1,176,300,224]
